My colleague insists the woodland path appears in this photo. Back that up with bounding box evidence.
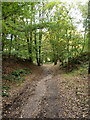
[20,64,65,118]
[3,64,89,118]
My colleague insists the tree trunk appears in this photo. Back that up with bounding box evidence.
[9,34,13,57]
[33,4,39,65]
[54,51,58,65]
[52,44,57,65]
[2,33,5,52]
[38,30,42,66]
[29,4,33,63]
[14,35,19,56]
[34,30,39,65]
[88,0,90,74]
[27,37,30,58]
[29,32,33,63]
[54,60,57,65]
[80,20,87,54]
[38,7,42,66]
[67,31,71,71]
[88,51,90,74]
[13,19,18,56]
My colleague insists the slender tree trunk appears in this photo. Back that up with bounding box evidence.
[33,5,39,65]
[13,18,18,56]
[54,52,58,65]
[38,7,42,66]
[2,33,5,52]
[52,44,57,65]
[88,0,90,74]
[29,32,33,62]
[67,30,70,71]
[27,37,30,57]
[34,30,39,65]
[9,34,13,57]
[38,29,42,66]
[89,60,90,74]
[45,53,48,63]
[80,20,87,54]
[29,4,33,63]
[26,29,32,61]
[14,35,19,56]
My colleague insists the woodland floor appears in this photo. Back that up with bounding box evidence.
[2,58,89,119]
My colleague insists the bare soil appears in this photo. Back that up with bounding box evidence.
[2,59,89,119]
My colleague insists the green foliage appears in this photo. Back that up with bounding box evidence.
[0,68,31,97]
[2,86,11,90]
[12,69,27,76]
[2,75,12,81]
[3,68,31,82]
[0,92,9,97]
[2,75,23,82]
[2,1,88,67]
[0,85,10,97]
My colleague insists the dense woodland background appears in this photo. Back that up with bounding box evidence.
[2,1,89,71]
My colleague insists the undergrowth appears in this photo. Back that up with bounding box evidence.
[2,68,31,97]
[3,68,31,82]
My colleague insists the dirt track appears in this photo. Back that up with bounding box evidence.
[21,66,61,118]
[2,64,89,118]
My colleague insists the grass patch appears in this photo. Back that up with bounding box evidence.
[0,92,9,97]
[2,85,11,90]
[3,68,31,83]
[0,85,10,97]
[11,68,31,75]
[2,68,31,97]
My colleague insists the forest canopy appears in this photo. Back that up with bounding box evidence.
[2,1,88,68]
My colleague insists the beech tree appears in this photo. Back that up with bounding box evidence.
[2,1,88,68]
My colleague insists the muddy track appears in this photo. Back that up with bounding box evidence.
[2,70,45,118]
[2,65,57,118]
[2,65,89,118]
[2,66,53,118]
[20,68,53,118]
